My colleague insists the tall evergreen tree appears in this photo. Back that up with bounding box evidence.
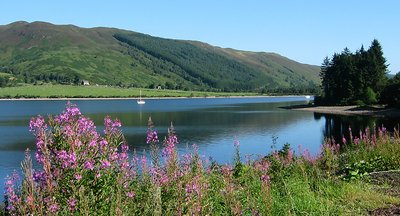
[366,39,388,94]
[320,56,330,96]
[319,39,388,105]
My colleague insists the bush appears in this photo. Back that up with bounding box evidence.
[363,87,378,105]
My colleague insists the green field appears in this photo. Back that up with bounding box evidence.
[0,84,259,98]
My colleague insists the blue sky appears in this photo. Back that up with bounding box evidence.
[1,0,399,74]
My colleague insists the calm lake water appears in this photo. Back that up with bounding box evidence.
[1,97,399,193]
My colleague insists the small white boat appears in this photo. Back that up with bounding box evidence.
[137,90,145,105]
[305,95,311,99]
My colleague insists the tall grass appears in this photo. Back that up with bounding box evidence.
[3,103,400,215]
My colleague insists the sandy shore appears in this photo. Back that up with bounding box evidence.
[287,105,400,117]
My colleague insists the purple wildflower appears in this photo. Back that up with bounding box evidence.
[163,133,178,157]
[48,202,59,213]
[101,159,111,169]
[88,139,97,148]
[84,160,95,170]
[234,137,240,148]
[4,172,20,211]
[68,198,77,211]
[74,173,82,181]
[261,174,270,184]
[146,130,159,144]
[29,115,47,133]
[221,165,232,177]
[99,139,108,147]
[104,116,122,134]
[255,160,270,173]
[185,179,200,196]
[342,136,347,145]
[127,191,135,198]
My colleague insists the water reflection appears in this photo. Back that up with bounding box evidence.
[315,112,400,143]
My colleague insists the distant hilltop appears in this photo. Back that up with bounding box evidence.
[0,21,320,92]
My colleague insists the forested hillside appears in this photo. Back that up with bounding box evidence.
[0,21,320,92]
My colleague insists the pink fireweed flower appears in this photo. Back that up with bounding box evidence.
[63,125,74,138]
[99,139,108,149]
[159,173,169,185]
[68,198,77,211]
[234,137,240,148]
[73,140,82,148]
[349,127,353,141]
[84,160,95,170]
[286,148,293,164]
[185,180,200,195]
[121,143,129,152]
[354,137,360,145]
[163,134,178,157]
[221,165,232,177]
[104,116,122,134]
[77,116,96,134]
[109,151,119,162]
[381,126,387,134]
[88,139,97,148]
[26,195,34,204]
[35,139,45,149]
[342,136,347,145]
[378,128,384,138]
[302,148,316,164]
[29,115,47,133]
[56,150,77,169]
[146,130,159,144]
[74,173,82,181]
[255,160,270,173]
[56,102,82,123]
[101,159,111,169]
[119,151,129,161]
[261,174,270,184]
[127,191,135,198]
[4,171,21,211]
[112,120,122,128]
[360,130,363,142]
[48,202,59,213]
[35,150,44,164]
[33,170,46,183]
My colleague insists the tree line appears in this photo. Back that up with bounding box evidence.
[319,39,391,105]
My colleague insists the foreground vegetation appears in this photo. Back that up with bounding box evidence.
[3,104,400,215]
[0,84,260,98]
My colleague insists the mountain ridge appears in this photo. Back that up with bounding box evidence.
[0,21,321,92]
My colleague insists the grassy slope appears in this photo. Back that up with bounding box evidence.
[0,21,320,92]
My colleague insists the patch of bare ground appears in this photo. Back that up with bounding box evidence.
[285,104,400,117]
[369,170,400,215]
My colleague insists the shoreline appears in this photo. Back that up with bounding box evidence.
[286,104,400,117]
[0,95,311,101]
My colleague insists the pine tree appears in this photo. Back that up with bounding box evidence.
[366,39,388,94]
[319,39,388,105]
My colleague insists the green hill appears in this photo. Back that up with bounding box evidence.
[0,21,320,92]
